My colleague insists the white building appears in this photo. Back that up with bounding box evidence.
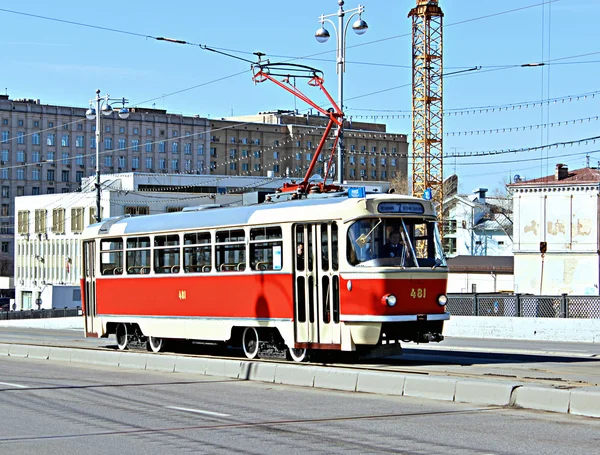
[446,256,514,293]
[14,172,391,310]
[510,164,600,295]
[443,188,513,257]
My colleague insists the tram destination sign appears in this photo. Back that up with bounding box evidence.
[378,202,425,214]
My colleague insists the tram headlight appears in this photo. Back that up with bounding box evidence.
[437,294,448,307]
[382,294,397,307]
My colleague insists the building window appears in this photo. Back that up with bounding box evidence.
[32,133,40,145]
[32,187,40,195]
[18,210,29,234]
[1,186,8,197]
[171,159,179,171]
[159,159,166,170]
[146,157,153,170]
[119,127,125,134]
[16,151,25,163]
[71,207,84,233]
[105,126,111,133]
[17,168,24,180]
[242,163,249,171]
[35,209,47,233]
[350,169,356,178]
[52,208,66,234]
[371,158,376,166]
[1,131,9,143]
[184,143,191,155]
[145,141,152,152]
[229,149,237,158]
[104,137,113,150]
[172,131,178,137]
[133,128,139,135]
[17,132,24,144]
[159,141,165,153]
[1,242,8,253]
[230,162,237,170]
[125,206,149,216]
[1,168,8,179]
[119,138,126,150]
[76,136,84,148]
[197,144,204,155]
[90,137,96,149]
[62,170,69,182]
[1,150,7,161]
[47,134,55,146]
[61,135,70,147]
[76,154,84,166]
[47,169,55,181]
[16,186,24,196]
[349,156,355,165]
[443,237,457,255]
[147,129,152,135]
[132,157,139,169]
[184,159,191,171]
[118,156,126,168]
[76,171,83,182]
[172,142,179,153]
[1,204,9,217]
[32,169,40,181]
[132,139,139,152]
[105,156,113,167]
[360,157,366,166]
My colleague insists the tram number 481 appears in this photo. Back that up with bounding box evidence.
[410,288,427,299]
[178,290,187,300]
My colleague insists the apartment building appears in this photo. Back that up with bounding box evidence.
[1,96,408,277]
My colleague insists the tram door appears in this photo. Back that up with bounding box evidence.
[83,240,97,335]
[293,223,341,346]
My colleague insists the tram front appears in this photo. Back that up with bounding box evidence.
[339,197,449,355]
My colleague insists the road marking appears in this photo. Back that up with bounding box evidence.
[166,406,230,417]
[0,382,29,388]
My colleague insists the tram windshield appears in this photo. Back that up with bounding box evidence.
[346,217,446,268]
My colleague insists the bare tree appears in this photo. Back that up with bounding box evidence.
[388,170,410,194]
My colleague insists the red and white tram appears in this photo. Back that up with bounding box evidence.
[80,192,449,361]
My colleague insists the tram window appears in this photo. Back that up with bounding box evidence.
[216,229,245,243]
[154,234,181,273]
[216,229,246,272]
[184,232,211,245]
[183,232,211,273]
[250,226,282,271]
[100,238,123,275]
[331,223,339,271]
[250,226,282,241]
[126,236,151,274]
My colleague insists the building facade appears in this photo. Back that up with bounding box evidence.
[443,188,513,257]
[1,98,408,276]
[509,164,600,295]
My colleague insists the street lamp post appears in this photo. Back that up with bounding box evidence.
[86,90,129,223]
[315,1,368,186]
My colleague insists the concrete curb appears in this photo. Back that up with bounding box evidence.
[1,342,598,419]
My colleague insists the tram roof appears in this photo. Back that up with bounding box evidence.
[84,193,434,237]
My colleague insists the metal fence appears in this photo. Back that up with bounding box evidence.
[0,307,82,321]
[448,294,600,319]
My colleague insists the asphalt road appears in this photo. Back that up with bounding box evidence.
[1,356,599,455]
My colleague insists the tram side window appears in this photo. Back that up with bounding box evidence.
[126,237,151,274]
[216,229,246,272]
[154,234,180,273]
[183,232,211,273]
[250,226,282,271]
[100,238,123,275]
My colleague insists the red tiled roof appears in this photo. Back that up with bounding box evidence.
[510,167,600,186]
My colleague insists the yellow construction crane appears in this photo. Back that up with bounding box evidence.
[408,0,444,233]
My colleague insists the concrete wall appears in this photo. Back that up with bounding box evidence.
[447,273,513,293]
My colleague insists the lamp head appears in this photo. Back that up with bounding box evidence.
[118,107,130,119]
[85,108,97,120]
[352,18,368,35]
[315,26,330,43]
[101,104,113,116]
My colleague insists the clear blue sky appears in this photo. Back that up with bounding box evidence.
[1,0,598,194]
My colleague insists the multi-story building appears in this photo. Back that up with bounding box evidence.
[1,97,408,278]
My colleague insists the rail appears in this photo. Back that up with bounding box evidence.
[447,293,600,319]
[0,307,82,321]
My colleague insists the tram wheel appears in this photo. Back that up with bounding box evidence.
[242,327,259,359]
[116,323,129,351]
[147,336,164,353]
[286,347,308,363]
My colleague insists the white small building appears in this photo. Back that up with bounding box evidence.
[443,188,513,257]
[510,164,600,295]
[446,256,514,293]
[14,172,391,310]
